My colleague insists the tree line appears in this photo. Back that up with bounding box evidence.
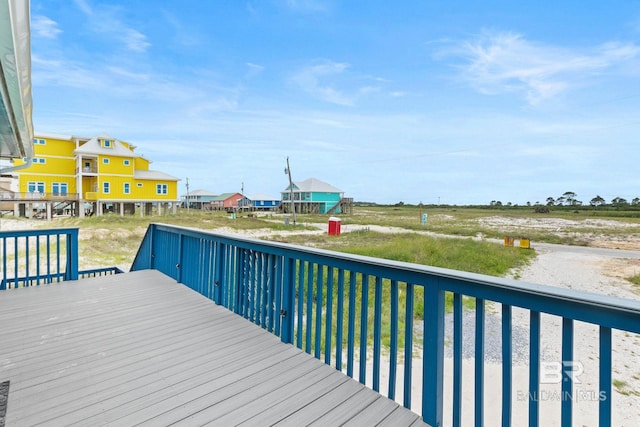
[490,191,640,208]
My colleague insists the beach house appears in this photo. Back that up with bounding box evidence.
[11,132,180,218]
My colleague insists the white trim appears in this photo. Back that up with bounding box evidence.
[14,172,76,178]
[34,132,73,140]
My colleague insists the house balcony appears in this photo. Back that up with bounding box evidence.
[1,224,639,426]
[76,165,98,175]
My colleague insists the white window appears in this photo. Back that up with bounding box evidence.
[123,159,130,166]
[52,183,68,196]
[33,138,46,145]
[31,157,45,164]
[103,158,110,164]
[104,139,112,148]
[124,183,130,194]
[156,184,168,195]
[103,182,110,194]
[38,158,46,164]
[28,182,45,193]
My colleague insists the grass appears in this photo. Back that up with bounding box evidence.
[325,205,640,246]
[266,230,535,278]
[627,274,640,286]
[46,210,313,269]
[613,378,640,396]
[268,230,534,356]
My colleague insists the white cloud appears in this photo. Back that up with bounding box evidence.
[292,60,355,106]
[32,15,62,39]
[72,0,150,53]
[291,60,388,106]
[73,0,93,15]
[245,62,265,78]
[441,30,640,105]
[32,54,106,89]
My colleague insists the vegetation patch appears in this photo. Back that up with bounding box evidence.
[266,231,534,278]
[627,274,640,286]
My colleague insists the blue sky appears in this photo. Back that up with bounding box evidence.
[29,0,640,205]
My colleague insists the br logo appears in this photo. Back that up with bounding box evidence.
[540,361,584,384]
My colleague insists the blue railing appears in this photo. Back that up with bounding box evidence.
[0,228,79,289]
[131,223,640,427]
[79,266,125,278]
[0,228,124,289]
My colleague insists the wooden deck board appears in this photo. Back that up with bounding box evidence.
[0,270,429,426]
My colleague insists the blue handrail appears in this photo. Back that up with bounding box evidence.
[0,227,79,289]
[131,223,640,427]
[0,228,125,289]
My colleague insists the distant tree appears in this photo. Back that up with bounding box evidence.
[556,196,566,206]
[632,197,640,206]
[611,197,628,207]
[563,191,577,205]
[495,201,503,207]
[546,197,555,206]
[590,195,605,208]
[526,201,532,207]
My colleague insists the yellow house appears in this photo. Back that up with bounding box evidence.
[12,132,180,217]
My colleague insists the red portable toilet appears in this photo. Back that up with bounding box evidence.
[328,217,341,236]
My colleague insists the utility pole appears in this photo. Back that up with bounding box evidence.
[285,157,296,225]
[186,177,190,212]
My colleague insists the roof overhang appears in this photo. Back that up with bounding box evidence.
[0,0,33,160]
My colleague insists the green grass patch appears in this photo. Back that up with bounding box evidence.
[271,231,534,356]
[627,274,640,286]
[267,231,534,277]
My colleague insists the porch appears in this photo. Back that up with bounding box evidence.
[1,269,425,426]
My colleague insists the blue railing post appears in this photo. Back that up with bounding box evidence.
[529,311,541,427]
[561,318,574,427]
[422,279,445,427]
[502,304,513,427]
[213,242,225,304]
[65,228,79,281]
[475,298,486,427]
[177,232,184,283]
[281,256,296,344]
[149,224,156,270]
[599,326,612,427]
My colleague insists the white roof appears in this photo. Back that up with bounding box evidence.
[135,170,180,181]
[186,189,217,196]
[285,177,343,193]
[34,131,73,141]
[249,193,279,201]
[74,135,141,158]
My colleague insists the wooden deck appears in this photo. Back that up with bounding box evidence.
[0,270,428,426]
